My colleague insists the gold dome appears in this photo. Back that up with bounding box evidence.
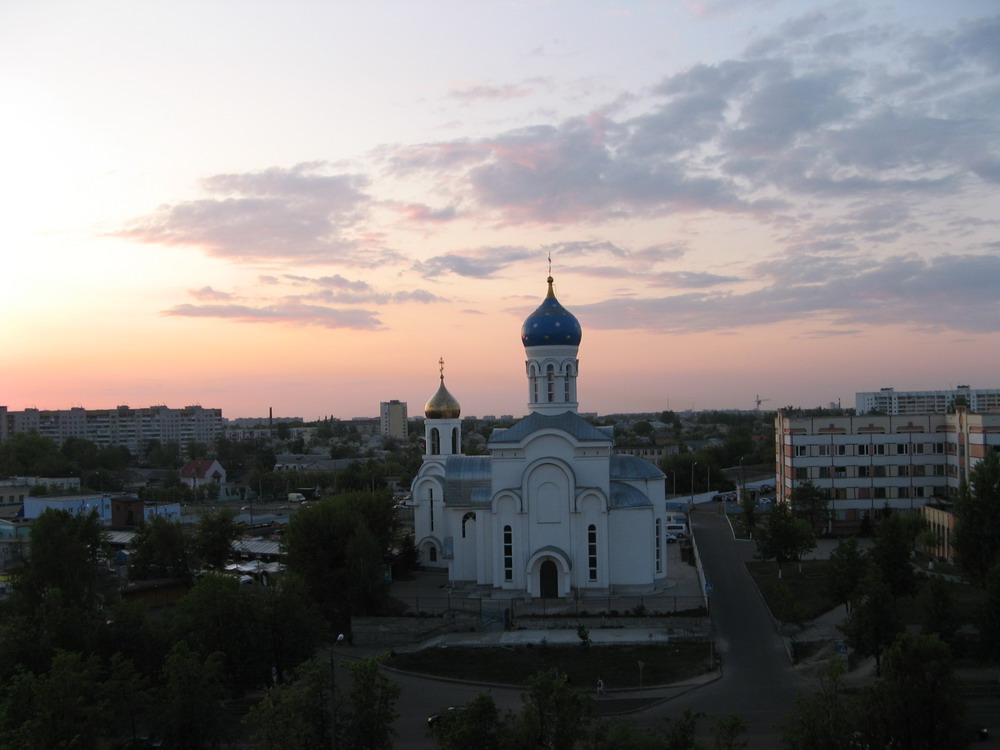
[424,357,461,419]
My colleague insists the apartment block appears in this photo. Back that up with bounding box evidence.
[0,405,223,454]
[379,400,408,440]
[775,408,1000,533]
[856,386,1000,415]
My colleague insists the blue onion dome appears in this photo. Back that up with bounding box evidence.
[520,276,582,348]
[424,359,461,419]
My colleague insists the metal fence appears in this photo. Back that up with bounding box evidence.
[392,593,706,619]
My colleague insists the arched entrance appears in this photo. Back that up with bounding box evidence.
[539,560,559,598]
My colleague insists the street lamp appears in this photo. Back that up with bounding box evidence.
[331,633,345,750]
[690,461,698,507]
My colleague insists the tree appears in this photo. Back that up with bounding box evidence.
[841,569,902,676]
[171,573,267,694]
[194,507,239,570]
[511,670,592,750]
[428,692,510,750]
[16,508,105,608]
[869,511,924,598]
[0,650,107,750]
[337,657,401,750]
[976,560,1000,658]
[244,659,329,750]
[952,452,1000,584]
[741,494,757,539]
[103,653,153,747]
[780,657,853,750]
[789,480,828,533]
[922,576,960,647]
[128,515,193,582]
[754,502,815,578]
[824,537,868,614]
[853,634,966,750]
[157,641,226,750]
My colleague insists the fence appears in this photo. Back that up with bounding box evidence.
[392,593,706,619]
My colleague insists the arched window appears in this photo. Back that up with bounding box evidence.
[429,546,437,562]
[462,512,475,538]
[451,426,460,454]
[546,364,555,403]
[587,524,597,581]
[503,525,513,581]
[429,487,434,531]
[430,428,440,455]
[655,518,662,573]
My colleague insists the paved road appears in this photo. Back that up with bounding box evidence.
[630,510,808,747]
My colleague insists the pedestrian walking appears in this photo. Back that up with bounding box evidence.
[596,678,606,696]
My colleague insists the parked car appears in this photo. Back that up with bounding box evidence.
[428,706,465,728]
[665,533,679,543]
[759,483,774,493]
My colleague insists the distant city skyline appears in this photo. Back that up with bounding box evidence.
[4,1,998,420]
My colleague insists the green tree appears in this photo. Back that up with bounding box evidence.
[780,657,853,750]
[194,507,239,569]
[790,480,828,532]
[952,452,1000,584]
[256,574,328,683]
[741,494,757,539]
[921,576,960,647]
[841,570,902,676]
[977,560,1000,658]
[853,634,965,750]
[103,652,153,748]
[16,508,105,608]
[711,714,748,750]
[128,515,193,582]
[337,656,401,750]
[244,659,329,750]
[429,692,510,750]
[172,573,267,694]
[0,432,75,476]
[755,502,815,578]
[157,641,226,750]
[869,511,924,598]
[824,537,867,614]
[512,670,592,750]
[0,650,107,750]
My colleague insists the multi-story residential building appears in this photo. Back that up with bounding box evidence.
[380,400,408,440]
[0,405,223,454]
[775,408,1000,534]
[856,386,1000,415]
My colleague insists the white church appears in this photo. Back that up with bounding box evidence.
[410,276,670,598]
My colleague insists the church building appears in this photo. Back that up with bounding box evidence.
[410,276,669,598]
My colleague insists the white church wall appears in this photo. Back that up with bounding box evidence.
[608,508,655,590]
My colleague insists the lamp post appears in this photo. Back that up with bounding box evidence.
[690,461,698,508]
[330,633,345,750]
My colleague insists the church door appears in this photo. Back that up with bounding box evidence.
[539,560,558,598]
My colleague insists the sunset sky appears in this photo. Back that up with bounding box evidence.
[3,0,999,421]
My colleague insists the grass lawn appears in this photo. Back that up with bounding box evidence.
[745,559,838,623]
[385,641,712,688]
[746,557,987,631]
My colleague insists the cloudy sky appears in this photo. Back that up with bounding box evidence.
[4,0,998,420]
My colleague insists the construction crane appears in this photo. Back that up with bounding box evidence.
[755,395,771,411]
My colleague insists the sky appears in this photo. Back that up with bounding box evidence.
[3,0,999,421]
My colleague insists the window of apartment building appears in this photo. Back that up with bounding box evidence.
[874,487,887,499]
[914,443,924,454]
[817,445,830,456]
[897,443,909,455]
[835,467,847,478]
[857,466,870,478]
[858,444,870,456]
[873,444,886,455]
[857,487,871,499]
[913,465,926,477]
[818,467,831,479]
[933,464,946,477]
[794,445,808,457]
[947,442,958,454]
[933,442,944,454]
[795,467,808,480]
[874,466,886,478]
[898,465,909,477]
[899,486,909,498]
[834,488,847,499]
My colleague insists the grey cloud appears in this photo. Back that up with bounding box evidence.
[117,164,381,265]
[163,303,383,329]
[414,246,537,278]
[647,271,742,288]
[188,286,232,301]
[575,252,999,334]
